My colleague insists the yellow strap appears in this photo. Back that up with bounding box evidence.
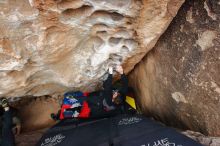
[125,96,136,109]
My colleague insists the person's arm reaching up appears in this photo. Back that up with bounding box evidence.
[103,67,114,106]
[116,65,128,98]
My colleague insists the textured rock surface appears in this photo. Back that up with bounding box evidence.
[129,0,220,136]
[182,130,220,146]
[0,0,184,98]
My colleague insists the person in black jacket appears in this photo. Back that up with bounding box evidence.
[0,98,15,146]
[51,66,128,120]
[87,65,128,118]
[51,65,128,120]
[102,65,128,110]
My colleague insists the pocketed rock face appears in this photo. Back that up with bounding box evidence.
[129,0,220,136]
[0,0,184,98]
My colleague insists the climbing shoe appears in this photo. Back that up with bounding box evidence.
[0,98,9,108]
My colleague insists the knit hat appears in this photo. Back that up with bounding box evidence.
[0,98,8,108]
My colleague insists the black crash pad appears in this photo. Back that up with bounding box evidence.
[37,115,202,146]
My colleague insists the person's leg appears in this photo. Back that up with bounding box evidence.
[1,98,15,146]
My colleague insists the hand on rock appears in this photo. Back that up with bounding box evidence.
[108,67,113,74]
[116,65,123,74]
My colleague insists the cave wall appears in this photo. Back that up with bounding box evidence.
[129,0,220,136]
[0,0,184,99]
